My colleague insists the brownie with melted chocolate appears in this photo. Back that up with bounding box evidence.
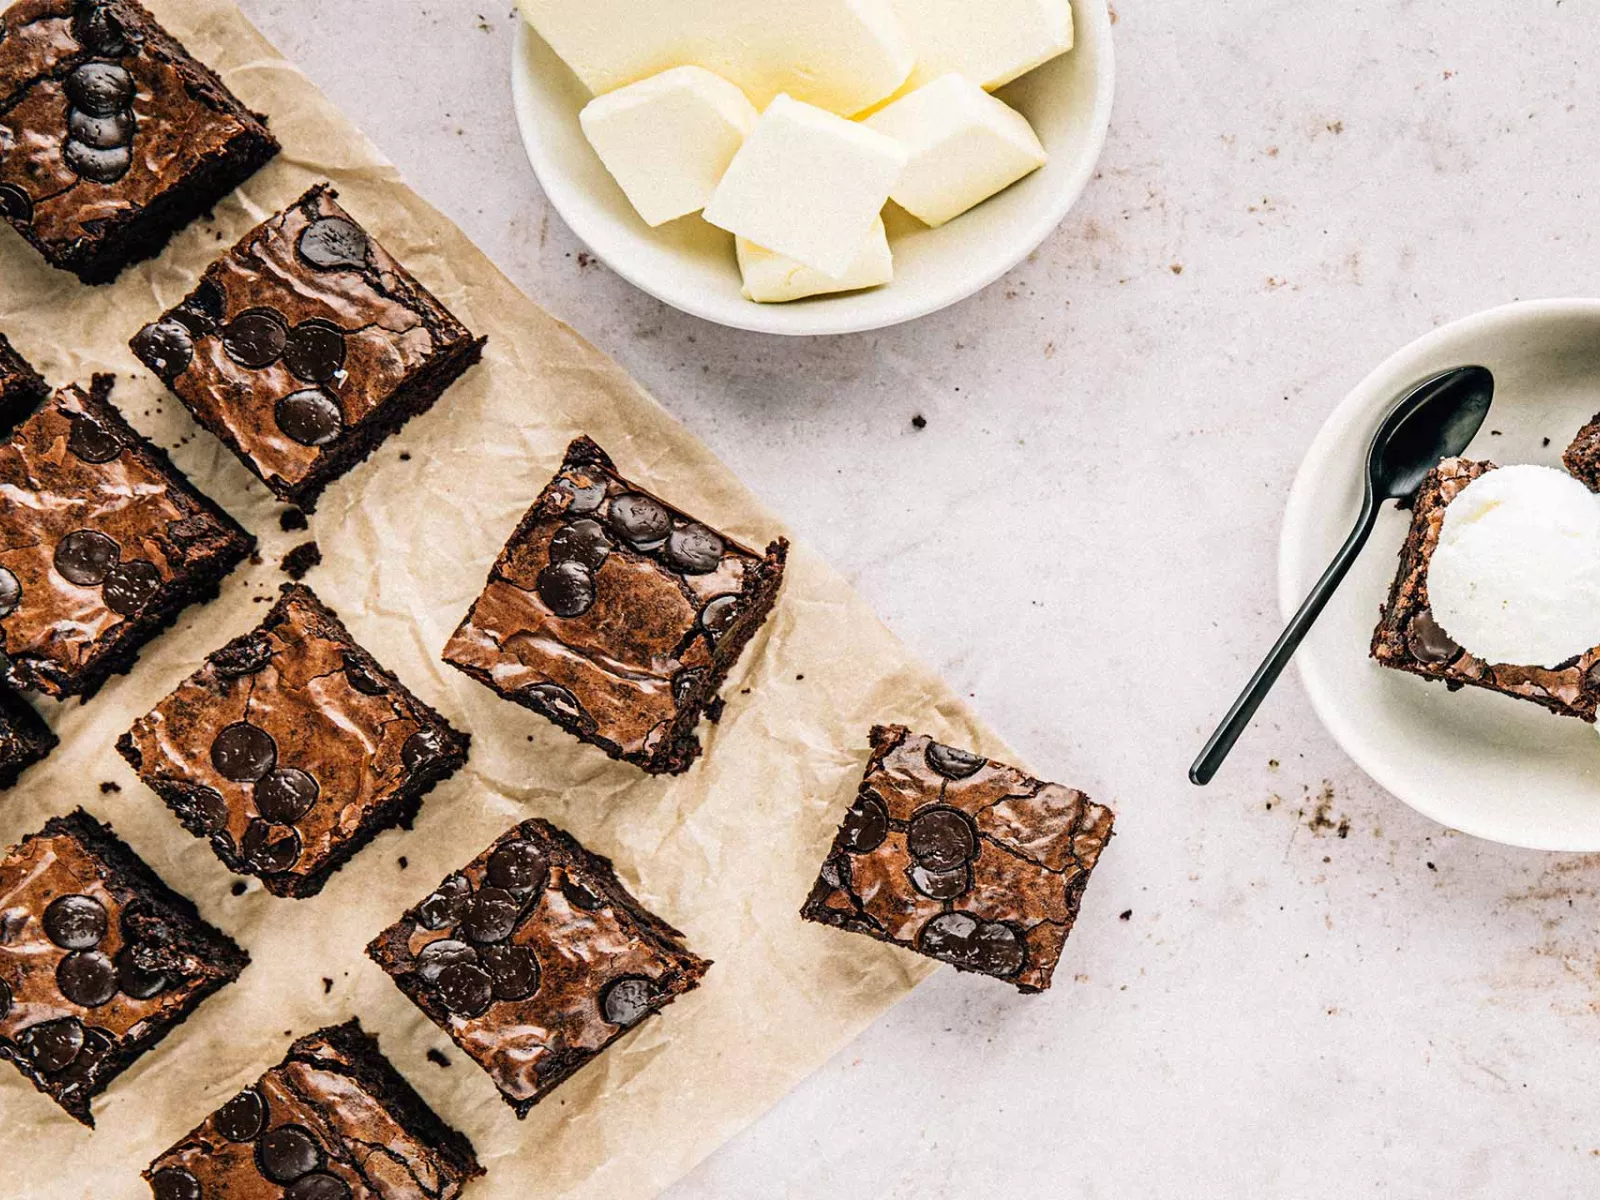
[131,184,486,511]
[0,333,48,421]
[800,725,1116,994]
[0,375,254,700]
[442,437,788,775]
[0,684,55,788]
[1563,414,1600,493]
[117,584,470,900]
[1372,457,1600,720]
[0,0,278,284]
[0,808,248,1126]
[144,1019,483,1200]
[366,818,711,1118]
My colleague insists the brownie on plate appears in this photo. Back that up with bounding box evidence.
[0,376,254,700]
[0,684,56,788]
[367,819,711,1118]
[1371,458,1600,720]
[442,436,788,775]
[144,1020,483,1200]
[0,0,278,284]
[0,334,49,419]
[0,809,248,1126]
[131,184,486,511]
[801,725,1116,994]
[118,583,470,899]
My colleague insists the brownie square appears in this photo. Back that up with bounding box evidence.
[144,1020,483,1200]
[0,684,56,788]
[0,375,254,700]
[1371,457,1600,720]
[0,333,49,424]
[800,725,1116,993]
[0,0,278,284]
[0,808,248,1125]
[1564,414,1600,493]
[131,184,486,511]
[366,819,712,1117]
[117,583,470,899]
[442,437,788,775]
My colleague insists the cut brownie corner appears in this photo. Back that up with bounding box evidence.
[0,685,57,790]
[0,332,49,434]
[1563,413,1600,493]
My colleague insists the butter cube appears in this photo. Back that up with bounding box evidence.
[892,0,1074,91]
[519,0,914,116]
[703,95,908,278]
[738,218,894,303]
[865,74,1046,227]
[579,67,758,227]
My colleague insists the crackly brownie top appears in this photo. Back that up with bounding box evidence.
[0,378,242,696]
[121,585,464,887]
[0,0,264,248]
[443,436,771,759]
[805,725,1115,992]
[368,819,710,1107]
[131,184,477,493]
[148,1023,479,1200]
[0,813,233,1104]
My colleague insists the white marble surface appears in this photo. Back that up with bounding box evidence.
[234,1,1600,1194]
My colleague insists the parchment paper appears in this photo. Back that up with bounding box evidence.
[0,3,1020,1196]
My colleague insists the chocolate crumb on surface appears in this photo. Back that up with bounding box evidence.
[99,781,121,794]
[280,540,321,580]
[279,508,309,532]
[427,1048,451,1068]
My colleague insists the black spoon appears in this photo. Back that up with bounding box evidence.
[1190,365,1495,786]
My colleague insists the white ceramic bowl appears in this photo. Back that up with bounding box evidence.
[509,9,1115,336]
[1284,299,1600,851]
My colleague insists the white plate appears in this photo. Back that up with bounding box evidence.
[508,10,1115,336]
[1283,299,1600,851]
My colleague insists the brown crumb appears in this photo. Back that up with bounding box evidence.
[399,451,412,462]
[398,856,409,870]
[1119,910,1132,921]
[1169,264,1184,275]
[426,1048,451,1068]
[279,508,308,533]
[99,781,121,794]
[911,414,927,430]
[231,881,248,896]
[281,541,322,580]
[322,977,334,994]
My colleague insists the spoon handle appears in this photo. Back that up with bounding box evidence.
[1190,491,1383,786]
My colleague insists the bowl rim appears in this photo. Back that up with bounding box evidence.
[1279,296,1600,851]
[508,6,1117,337]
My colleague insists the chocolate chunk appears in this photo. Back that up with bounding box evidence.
[0,183,32,224]
[0,979,10,1020]
[924,741,986,780]
[74,3,129,56]
[102,559,162,616]
[297,217,370,272]
[132,318,195,379]
[548,518,612,571]
[918,913,1026,978]
[222,308,288,369]
[906,807,977,871]
[212,633,274,678]
[258,1123,323,1183]
[43,894,108,950]
[214,1086,268,1142]
[665,524,724,575]
[149,1168,202,1200]
[255,768,319,824]
[435,961,493,1018]
[0,566,20,618]
[68,108,133,150]
[840,794,889,854]
[67,414,122,463]
[401,727,448,771]
[416,875,471,931]
[416,939,477,984]
[114,945,168,1000]
[479,943,540,1001]
[276,390,344,447]
[600,976,659,1028]
[562,881,603,911]
[907,862,972,900]
[63,140,131,184]
[182,785,229,833]
[18,1016,86,1072]
[1408,611,1460,666]
[487,840,548,895]
[242,819,302,874]
[558,479,607,514]
[699,594,739,639]
[342,652,388,695]
[459,888,522,944]
[65,62,134,116]
[57,950,118,1007]
[54,529,120,587]
[524,683,589,727]
[671,668,705,708]
[283,321,346,383]
[607,493,671,549]
[50,1024,111,1097]
[211,722,277,782]
[286,1174,353,1200]
[537,560,595,618]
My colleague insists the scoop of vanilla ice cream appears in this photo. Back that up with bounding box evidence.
[1426,464,1600,668]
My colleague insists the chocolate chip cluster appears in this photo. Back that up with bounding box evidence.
[151,1086,352,1200]
[63,3,136,186]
